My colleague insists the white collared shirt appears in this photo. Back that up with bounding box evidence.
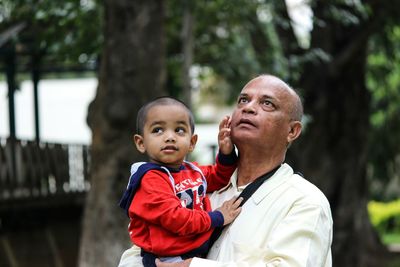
[190,163,333,267]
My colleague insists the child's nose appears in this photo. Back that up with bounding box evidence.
[165,131,176,142]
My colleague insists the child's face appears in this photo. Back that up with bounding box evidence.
[134,104,197,169]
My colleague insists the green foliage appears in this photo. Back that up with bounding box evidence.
[367,24,400,199]
[166,0,267,103]
[193,66,232,106]
[168,0,295,104]
[0,0,102,70]
[368,199,400,238]
[3,0,400,200]
[383,232,400,245]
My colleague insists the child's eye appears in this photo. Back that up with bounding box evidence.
[151,127,163,134]
[176,127,186,134]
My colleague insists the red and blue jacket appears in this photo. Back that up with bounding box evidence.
[119,151,237,257]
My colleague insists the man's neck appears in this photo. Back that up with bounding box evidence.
[236,149,284,186]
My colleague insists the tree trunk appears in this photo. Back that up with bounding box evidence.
[181,1,194,108]
[78,1,166,266]
[288,3,389,266]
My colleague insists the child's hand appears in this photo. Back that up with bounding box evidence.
[216,196,243,226]
[218,116,233,155]
[155,258,192,267]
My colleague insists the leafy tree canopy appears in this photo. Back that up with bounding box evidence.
[0,0,102,73]
[367,24,400,200]
[2,0,399,200]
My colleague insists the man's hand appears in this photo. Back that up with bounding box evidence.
[218,116,233,155]
[216,196,242,225]
[155,258,192,267]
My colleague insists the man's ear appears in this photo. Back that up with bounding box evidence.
[287,121,302,144]
[189,134,198,152]
[134,134,146,153]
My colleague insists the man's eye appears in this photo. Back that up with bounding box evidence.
[262,100,274,108]
[238,97,248,104]
[152,127,163,134]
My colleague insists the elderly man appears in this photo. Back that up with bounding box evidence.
[118,74,333,267]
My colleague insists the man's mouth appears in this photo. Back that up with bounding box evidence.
[237,118,256,127]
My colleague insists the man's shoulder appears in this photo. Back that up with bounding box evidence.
[286,172,330,208]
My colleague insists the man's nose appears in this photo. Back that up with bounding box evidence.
[242,101,257,114]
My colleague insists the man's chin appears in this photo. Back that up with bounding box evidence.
[232,132,258,144]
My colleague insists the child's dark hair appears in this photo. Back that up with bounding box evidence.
[136,96,195,135]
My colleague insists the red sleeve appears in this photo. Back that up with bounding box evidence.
[129,170,213,236]
[196,152,237,193]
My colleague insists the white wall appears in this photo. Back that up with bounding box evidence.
[0,78,219,164]
[0,78,97,144]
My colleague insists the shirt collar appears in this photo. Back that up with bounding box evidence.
[216,163,291,194]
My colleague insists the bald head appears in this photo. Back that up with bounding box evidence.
[246,74,303,122]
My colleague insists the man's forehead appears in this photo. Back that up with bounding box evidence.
[241,79,290,97]
[239,86,278,98]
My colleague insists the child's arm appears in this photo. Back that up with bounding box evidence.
[130,171,240,235]
[215,196,242,226]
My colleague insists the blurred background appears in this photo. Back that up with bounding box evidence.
[1,0,400,266]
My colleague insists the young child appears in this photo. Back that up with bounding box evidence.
[119,97,242,267]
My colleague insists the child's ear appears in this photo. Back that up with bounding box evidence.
[134,134,146,153]
[189,134,198,152]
